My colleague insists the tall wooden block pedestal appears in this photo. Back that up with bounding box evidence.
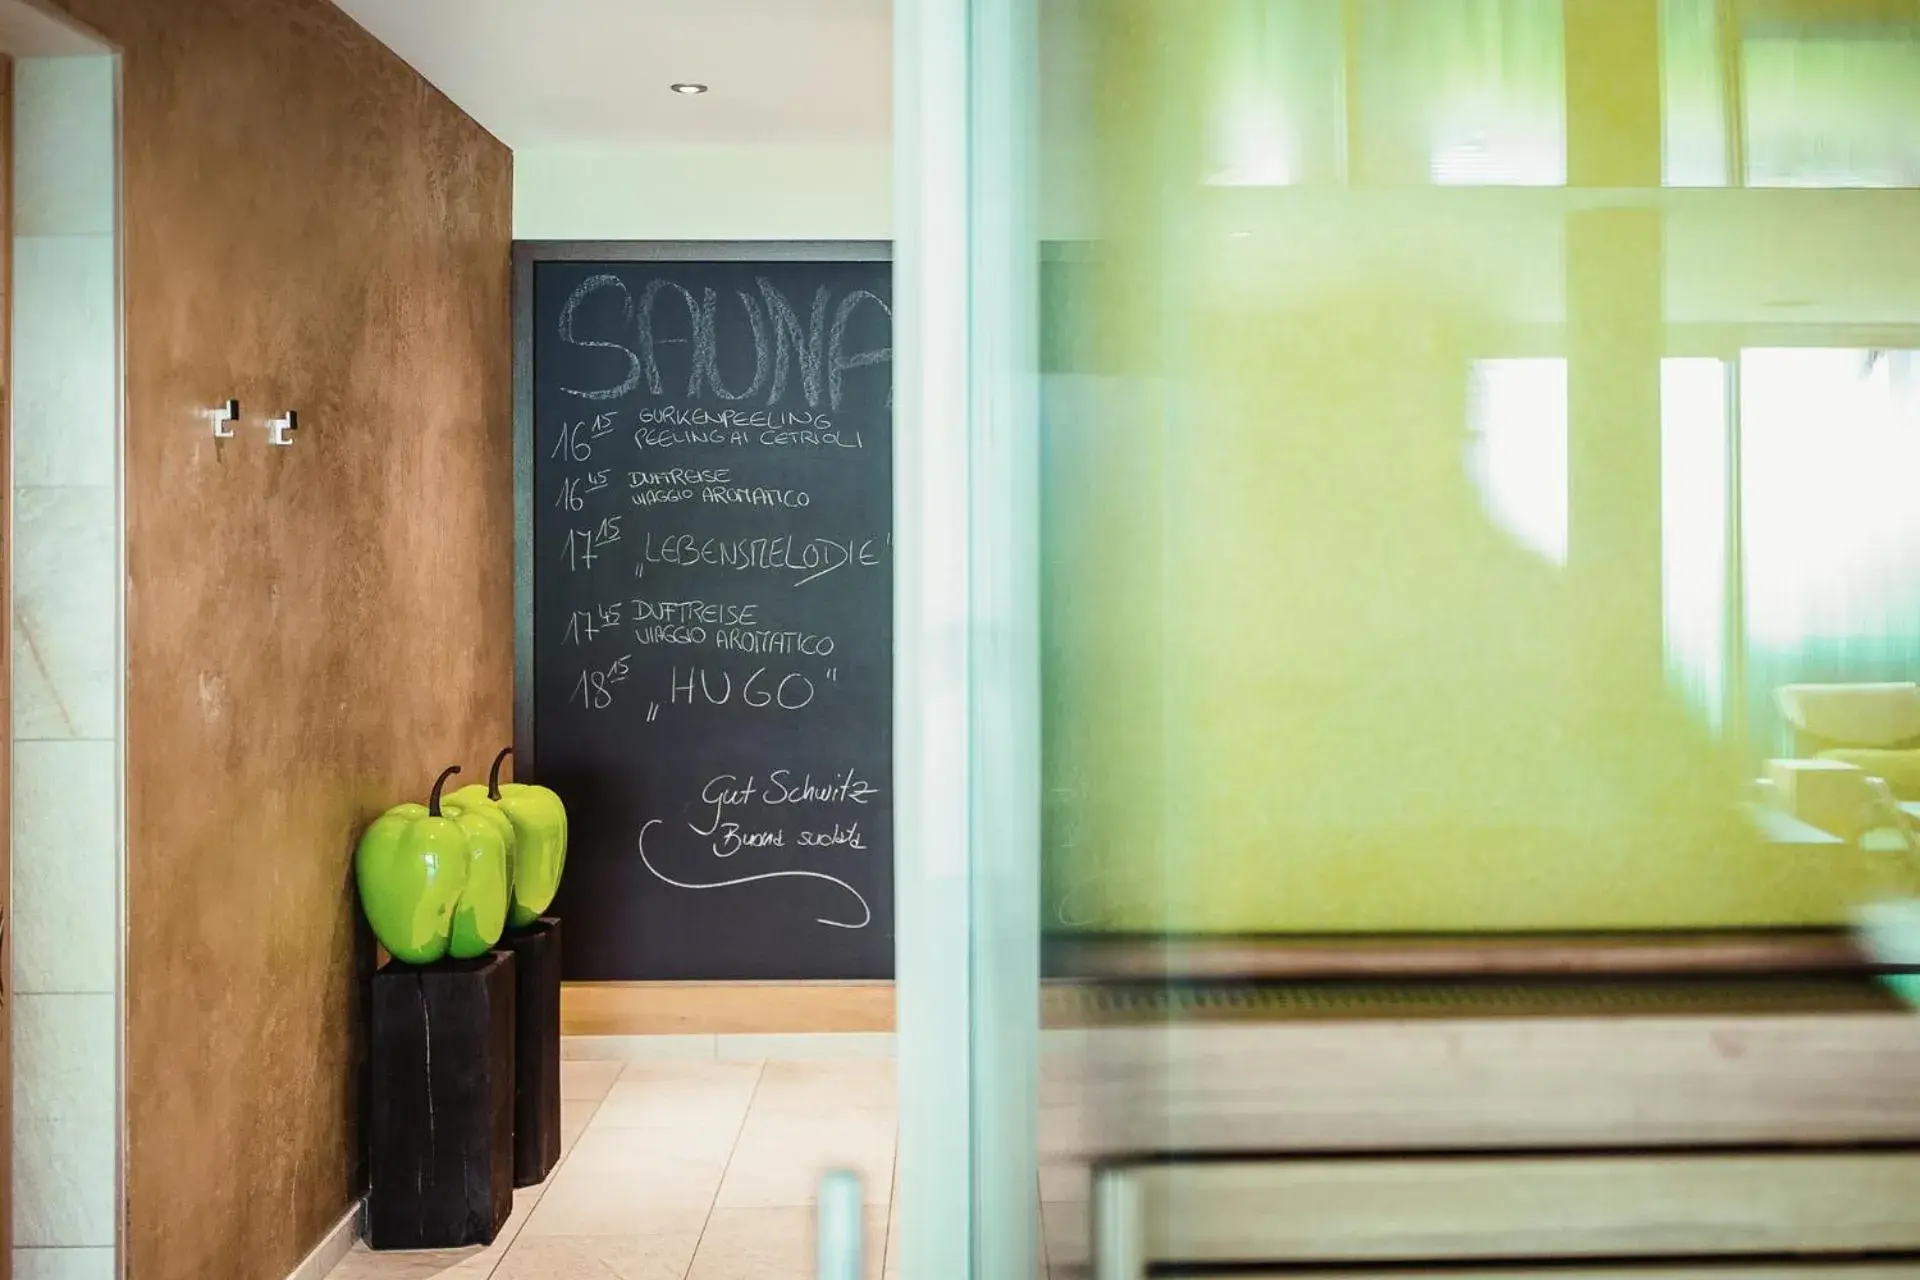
[500,917,562,1187]
[369,952,515,1250]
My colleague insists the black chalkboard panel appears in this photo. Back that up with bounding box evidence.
[517,248,893,980]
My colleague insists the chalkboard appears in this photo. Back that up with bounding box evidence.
[514,244,893,981]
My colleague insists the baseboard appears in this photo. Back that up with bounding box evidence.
[285,1198,362,1280]
[560,1028,1089,1061]
[561,981,894,1035]
[564,1031,897,1060]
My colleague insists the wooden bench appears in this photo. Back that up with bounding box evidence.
[1046,935,1920,1280]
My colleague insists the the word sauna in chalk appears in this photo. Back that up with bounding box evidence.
[559,275,893,411]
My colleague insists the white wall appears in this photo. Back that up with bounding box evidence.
[10,51,123,1280]
[512,142,891,241]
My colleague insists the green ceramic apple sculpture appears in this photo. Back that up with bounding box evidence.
[438,774,518,907]
[356,765,512,964]
[445,747,567,929]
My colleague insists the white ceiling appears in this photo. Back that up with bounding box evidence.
[330,0,891,149]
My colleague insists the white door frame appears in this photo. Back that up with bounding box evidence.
[892,0,1041,1275]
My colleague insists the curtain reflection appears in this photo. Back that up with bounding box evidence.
[1355,0,1564,185]
[1744,18,1920,187]
[1662,0,1732,186]
[1204,0,1347,185]
[1197,0,1920,190]
[1202,0,1566,186]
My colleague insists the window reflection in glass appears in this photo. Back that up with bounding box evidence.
[1662,358,1732,733]
[1742,348,1920,747]
[1665,0,1920,188]
[1465,357,1732,732]
[1466,358,1568,563]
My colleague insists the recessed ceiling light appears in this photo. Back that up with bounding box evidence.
[1229,230,1253,239]
[670,82,709,96]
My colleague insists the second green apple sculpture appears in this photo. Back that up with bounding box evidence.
[445,747,568,929]
[356,765,512,964]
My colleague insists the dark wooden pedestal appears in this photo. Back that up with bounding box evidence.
[368,951,515,1250]
[499,917,562,1187]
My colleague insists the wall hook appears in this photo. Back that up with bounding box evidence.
[267,410,297,447]
[207,399,239,439]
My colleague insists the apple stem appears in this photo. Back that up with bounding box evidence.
[429,765,461,817]
[488,747,512,801]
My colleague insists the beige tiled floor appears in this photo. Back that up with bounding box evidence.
[329,1058,900,1280]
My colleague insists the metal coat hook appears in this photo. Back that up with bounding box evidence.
[207,399,239,439]
[267,410,297,447]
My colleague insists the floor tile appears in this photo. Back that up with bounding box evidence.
[566,1034,717,1061]
[716,1109,894,1209]
[687,1207,884,1280]
[520,1146,729,1238]
[1038,1105,1085,1165]
[1039,1160,1088,1204]
[490,1234,699,1280]
[715,1033,895,1061]
[561,1106,596,1156]
[883,1183,902,1276]
[334,1186,543,1280]
[596,1063,764,1130]
[616,1059,766,1087]
[342,1051,915,1280]
[561,1059,625,1101]
[749,1060,896,1113]
[566,1118,741,1168]
[326,1246,496,1280]
[1041,1199,1089,1271]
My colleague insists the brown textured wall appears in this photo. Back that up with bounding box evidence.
[32,2,512,1279]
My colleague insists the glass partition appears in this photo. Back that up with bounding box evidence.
[897,0,1920,1276]
[1032,3,1920,1270]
